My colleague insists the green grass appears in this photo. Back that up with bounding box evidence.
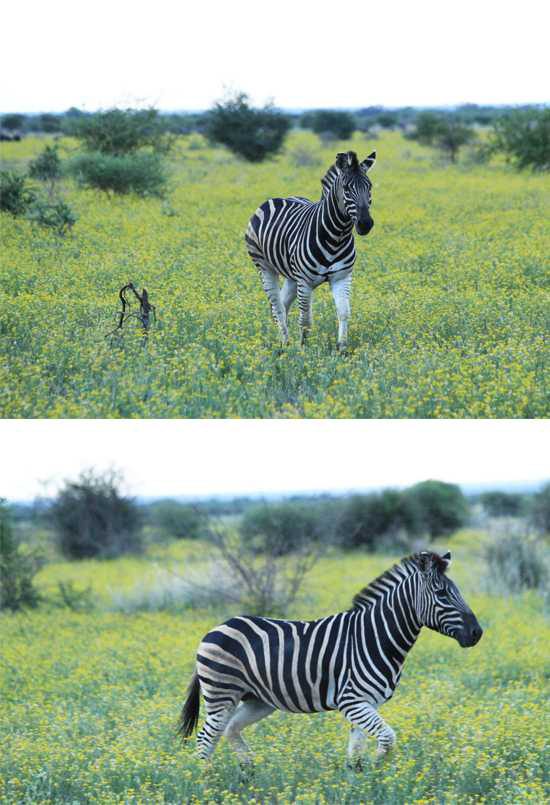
[1,131,548,417]
[1,531,549,803]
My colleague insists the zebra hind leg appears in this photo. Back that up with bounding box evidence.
[297,282,313,346]
[347,726,368,771]
[196,702,237,761]
[224,698,275,767]
[258,266,289,345]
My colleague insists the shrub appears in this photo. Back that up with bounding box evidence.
[240,501,327,556]
[485,528,548,594]
[205,92,291,162]
[411,112,443,145]
[70,107,169,155]
[69,151,167,196]
[50,468,143,559]
[1,113,25,131]
[334,490,419,550]
[288,145,322,168]
[530,482,550,534]
[0,500,42,611]
[405,480,469,537]
[0,171,35,216]
[491,108,550,171]
[28,144,63,186]
[39,113,62,133]
[300,110,356,140]
[479,491,525,518]
[434,119,475,162]
[146,500,207,539]
[26,198,76,236]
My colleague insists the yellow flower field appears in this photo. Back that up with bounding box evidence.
[1,534,548,803]
[1,131,548,417]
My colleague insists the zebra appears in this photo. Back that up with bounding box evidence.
[245,150,376,350]
[178,550,482,769]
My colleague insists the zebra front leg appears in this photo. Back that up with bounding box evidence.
[297,281,313,346]
[329,274,352,351]
[259,267,288,345]
[340,702,396,761]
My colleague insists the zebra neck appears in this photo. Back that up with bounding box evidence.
[319,177,353,241]
[352,575,423,671]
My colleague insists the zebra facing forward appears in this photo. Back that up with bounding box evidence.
[245,150,376,349]
[178,551,482,769]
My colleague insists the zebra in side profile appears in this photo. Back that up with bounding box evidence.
[178,551,482,769]
[245,150,376,349]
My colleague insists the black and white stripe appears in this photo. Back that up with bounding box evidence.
[178,551,482,767]
[245,150,376,349]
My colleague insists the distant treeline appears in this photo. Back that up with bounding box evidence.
[1,103,545,137]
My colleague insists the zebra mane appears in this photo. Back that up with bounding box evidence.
[320,164,340,198]
[351,552,447,609]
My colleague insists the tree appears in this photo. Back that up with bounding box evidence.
[1,113,25,131]
[240,500,326,556]
[335,490,419,550]
[50,468,143,559]
[434,119,475,162]
[412,112,443,145]
[147,500,207,539]
[0,500,42,611]
[479,491,525,518]
[39,113,62,133]
[405,481,469,538]
[205,92,291,162]
[71,107,170,155]
[491,108,550,171]
[530,482,550,534]
[300,110,356,140]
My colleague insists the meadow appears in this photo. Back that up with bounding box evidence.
[1,131,549,418]
[1,531,549,803]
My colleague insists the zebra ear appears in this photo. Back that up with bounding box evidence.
[360,151,377,172]
[335,151,359,172]
[441,551,452,570]
[417,551,433,573]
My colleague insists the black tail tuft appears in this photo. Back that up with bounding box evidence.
[177,671,200,741]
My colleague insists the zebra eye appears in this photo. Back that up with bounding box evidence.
[436,589,448,600]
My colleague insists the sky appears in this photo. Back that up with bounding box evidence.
[0,420,547,501]
[1,0,548,113]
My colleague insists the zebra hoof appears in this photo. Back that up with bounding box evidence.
[346,758,364,773]
[238,762,255,782]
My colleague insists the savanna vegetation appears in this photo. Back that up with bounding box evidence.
[1,491,548,804]
[1,114,549,417]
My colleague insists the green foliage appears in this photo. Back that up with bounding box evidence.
[1,113,25,131]
[491,108,550,171]
[334,490,419,550]
[205,92,291,162]
[28,144,63,184]
[26,198,77,236]
[0,500,42,612]
[70,107,169,155]
[411,111,444,144]
[49,469,143,559]
[530,482,550,534]
[240,501,328,556]
[39,113,62,133]
[405,481,469,537]
[479,491,525,518]
[301,109,356,140]
[69,151,167,196]
[435,119,475,162]
[146,500,207,539]
[0,171,35,216]
[485,531,548,593]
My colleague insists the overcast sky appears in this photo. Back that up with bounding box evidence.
[2,0,548,113]
[0,420,547,501]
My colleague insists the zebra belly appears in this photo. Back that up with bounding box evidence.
[197,614,348,714]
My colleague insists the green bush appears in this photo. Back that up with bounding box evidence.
[0,500,42,612]
[146,500,207,539]
[334,490,419,550]
[1,113,25,131]
[26,198,77,236]
[240,500,328,556]
[435,119,475,162]
[28,144,63,184]
[300,110,356,140]
[70,107,169,155]
[485,531,548,593]
[531,482,550,534]
[405,480,469,537]
[479,491,526,518]
[69,151,167,196]
[491,108,550,171]
[205,92,291,162]
[0,171,35,216]
[410,112,443,145]
[49,469,143,559]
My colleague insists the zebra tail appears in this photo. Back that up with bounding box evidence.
[177,671,200,741]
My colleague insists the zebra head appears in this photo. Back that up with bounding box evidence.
[335,150,376,236]
[415,551,483,648]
